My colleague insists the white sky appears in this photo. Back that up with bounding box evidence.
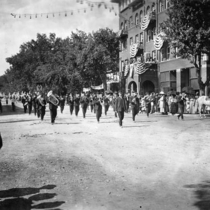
[0,0,119,76]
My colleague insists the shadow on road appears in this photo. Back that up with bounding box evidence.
[0,105,25,116]
[184,181,210,210]
[0,184,65,210]
[0,119,37,124]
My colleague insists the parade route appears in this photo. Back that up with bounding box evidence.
[0,103,210,210]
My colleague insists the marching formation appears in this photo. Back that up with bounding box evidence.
[0,89,210,127]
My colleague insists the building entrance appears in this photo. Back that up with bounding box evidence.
[142,80,155,94]
[128,81,137,93]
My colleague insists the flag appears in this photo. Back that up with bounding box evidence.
[136,59,149,75]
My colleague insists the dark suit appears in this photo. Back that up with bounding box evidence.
[48,100,58,124]
[103,97,110,115]
[131,96,139,121]
[94,98,102,122]
[59,97,65,113]
[177,96,186,119]
[67,96,74,115]
[80,96,89,118]
[115,96,126,126]
[74,97,80,116]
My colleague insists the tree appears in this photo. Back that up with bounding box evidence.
[160,0,210,94]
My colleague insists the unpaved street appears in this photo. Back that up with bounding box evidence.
[0,102,210,210]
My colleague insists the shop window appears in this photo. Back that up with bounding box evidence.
[170,70,176,81]
[135,13,139,25]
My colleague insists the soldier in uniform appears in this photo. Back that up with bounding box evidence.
[74,94,80,117]
[103,93,110,115]
[94,94,102,123]
[80,92,89,118]
[32,93,37,116]
[37,93,46,121]
[67,93,74,115]
[59,95,66,114]
[21,93,28,113]
[27,92,33,115]
[47,90,59,124]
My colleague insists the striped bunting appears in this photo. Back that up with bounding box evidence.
[136,59,149,75]
[130,43,139,58]
[141,15,150,31]
[154,33,164,50]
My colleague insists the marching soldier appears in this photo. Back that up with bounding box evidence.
[21,93,28,113]
[32,93,37,116]
[37,93,47,121]
[74,94,80,117]
[27,92,33,115]
[59,95,66,114]
[94,94,102,123]
[67,93,74,115]
[103,93,110,115]
[47,90,59,124]
[89,95,94,113]
[80,92,89,118]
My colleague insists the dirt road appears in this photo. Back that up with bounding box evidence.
[0,102,210,210]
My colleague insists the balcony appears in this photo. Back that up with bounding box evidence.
[149,11,156,22]
[117,29,128,39]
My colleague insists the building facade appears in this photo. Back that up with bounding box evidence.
[112,0,210,95]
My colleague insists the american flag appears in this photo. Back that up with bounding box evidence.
[136,59,149,75]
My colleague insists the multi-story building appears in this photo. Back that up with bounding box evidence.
[112,0,210,94]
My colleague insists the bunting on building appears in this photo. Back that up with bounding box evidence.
[130,43,139,58]
[141,15,150,31]
[136,60,149,75]
[154,32,165,50]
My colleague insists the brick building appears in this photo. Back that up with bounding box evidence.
[111,0,210,94]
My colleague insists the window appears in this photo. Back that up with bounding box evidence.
[159,0,164,12]
[146,6,150,15]
[166,0,170,8]
[129,16,133,28]
[167,46,170,60]
[130,37,133,45]
[160,47,167,61]
[135,34,139,43]
[175,47,179,58]
[135,13,139,25]
[121,61,124,72]
[124,20,128,30]
[123,39,127,49]
[121,22,124,30]
[139,10,143,24]
[147,29,154,42]
[152,3,156,12]
[140,32,143,43]
[152,51,156,61]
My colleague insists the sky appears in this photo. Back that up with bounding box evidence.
[0,0,119,76]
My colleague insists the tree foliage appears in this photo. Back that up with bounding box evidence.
[160,0,210,92]
[0,28,119,94]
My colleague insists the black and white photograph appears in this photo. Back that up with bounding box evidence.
[0,0,210,209]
